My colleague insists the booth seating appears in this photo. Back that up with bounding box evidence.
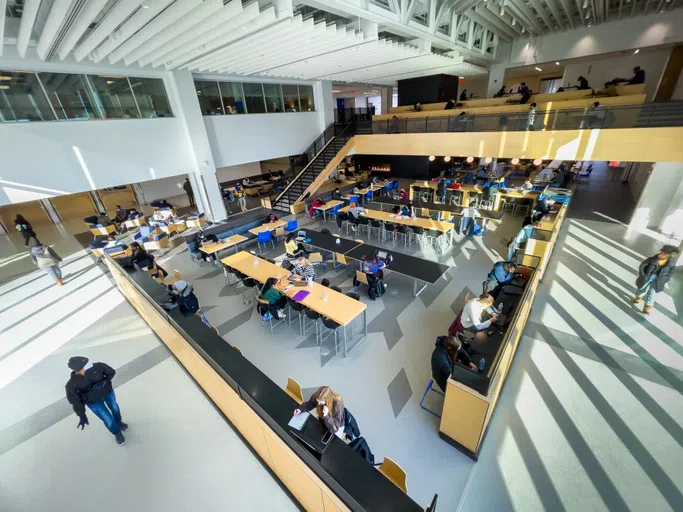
[134,226,169,252]
[88,240,128,259]
[123,214,146,230]
[186,213,206,228]
[84,215,117,238]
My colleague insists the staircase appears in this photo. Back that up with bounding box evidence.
[271,121,356,213]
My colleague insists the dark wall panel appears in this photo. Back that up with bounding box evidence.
[398,74,460,106]
[355,155,433,180]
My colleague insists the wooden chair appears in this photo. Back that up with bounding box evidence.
[274,226,285,240]
[308,252,326,272]
[233,346,243,355]
[262,183,273,195]
[355,270,369,291]
[377,457,408,494]
[174,269,182,280]
[284,378,304,403]
[211,326,219,336]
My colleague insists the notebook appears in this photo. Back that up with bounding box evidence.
[292,290,311,301]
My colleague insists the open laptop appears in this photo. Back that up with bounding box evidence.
[295,230,307,242]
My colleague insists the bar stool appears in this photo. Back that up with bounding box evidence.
[479,199,493,210]
[320,317,342,356]
[501,199,516,214]
[410,226,425,246]
[287,298,305,335]
[395,225,409,247]
[369,219,382,240]
[383,222,396,242]
[302,308,320,342]
[515,203,530,216]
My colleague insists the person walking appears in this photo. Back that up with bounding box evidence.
[633,245,679,314]
[459,199,481,236]
[183,177,195,207]
[15,214,36,246]
[65,356,128,445]
[29,238,63,286]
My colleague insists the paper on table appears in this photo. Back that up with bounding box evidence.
[288,412,310,430]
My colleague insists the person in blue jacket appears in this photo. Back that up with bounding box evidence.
[431,335,478,392]
[483,261,518,298]
[507,220,540,261]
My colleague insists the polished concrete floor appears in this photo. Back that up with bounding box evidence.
[0,165,681,511]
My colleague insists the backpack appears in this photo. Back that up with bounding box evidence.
[367,277,385,301]
[349,437,375,465]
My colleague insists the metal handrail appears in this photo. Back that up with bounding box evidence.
[372,101,683,135]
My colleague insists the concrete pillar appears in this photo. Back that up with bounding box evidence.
[314,80,335,131]
[166,69,227,223]
[381,87,393,115]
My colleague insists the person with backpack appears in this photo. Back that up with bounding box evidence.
[15,214,36,246]
[65,356,128,445]
[633,245,679,315]
[431,335,478,392]
[167,280,200,316]
[353,249,391,299]
[29,238,63,286]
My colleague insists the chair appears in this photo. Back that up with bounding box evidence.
[256,297,286,334]
[302,308,320,342]
[419,379,444,418]
[274,226,285,241]
[479,199,493,210]
[395,225,409,247]
[515,202,530,217]
[236,273,257,305]
[174,269,182,280]
[335,252,350,270]
[449,195,461,206]
[233,346,243,355]
[329,204,341,220]
[257,231,275,252]
[285,378,304,403]
[330,285,342,293]
[357,217,369,236]
[377,457,408,494]
[285,219,298,232]
[501,199,516,214]
[346,291,361,301]
[308,251,326,273]
[355,270,369,293]
[287,297,305,334]
[321,317,342,355]
[425,229,445,252]
[410,226,425,246]
[369,219,382,240]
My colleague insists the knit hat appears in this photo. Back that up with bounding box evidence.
[68,356,89,372]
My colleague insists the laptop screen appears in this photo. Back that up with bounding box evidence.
[378,251,388,259]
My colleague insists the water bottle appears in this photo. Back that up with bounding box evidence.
[322,292,328,302]
[307,277,313,287]
[478,358,485,372]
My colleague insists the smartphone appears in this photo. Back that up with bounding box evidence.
[321,431,333,445]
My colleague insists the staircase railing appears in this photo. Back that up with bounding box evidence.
[272,120,356,211]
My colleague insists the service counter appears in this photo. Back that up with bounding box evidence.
[104,256,423,512]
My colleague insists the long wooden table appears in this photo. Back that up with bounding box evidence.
[492,189,540,211]
[248,220,286,235]
[314,199,343,221]
[222,252,368,356]
[199,235,248,265]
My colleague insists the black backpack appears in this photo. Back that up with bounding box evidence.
[349,437,375,465]
[367,278,385,301]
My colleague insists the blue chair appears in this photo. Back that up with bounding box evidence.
[257,231,274,252]
[348,195,359,205]
[419,379,444,418]
[285,219,298,232]
[330,204,341,220]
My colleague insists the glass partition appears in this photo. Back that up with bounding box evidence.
[282,84,300,112]
[129,77,172,118]
[299,85,314,112]
[242,83,266,114]
[194,80,223,115]
[218,82,246,114]
[0,71,54,122]
[87,75,140,119]
[263,83,284,113]
[38,72,98,120]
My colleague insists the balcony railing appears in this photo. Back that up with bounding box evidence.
[371,101,683,134]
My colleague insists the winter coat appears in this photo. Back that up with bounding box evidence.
[637,255,677,293]
[431,336,473,392]
[30,245,62,268]
[65,362,116,419]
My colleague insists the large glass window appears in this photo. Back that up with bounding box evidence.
[194,80,223,115]
[0,71,54,122]
[129,77,172,118]
[218,82,246,114]
[39,72,98,120]
[282,84,300,112]
[298,85,314,112]
[87,75,139,119]
[242,83,266,114]
[263,83,284,113]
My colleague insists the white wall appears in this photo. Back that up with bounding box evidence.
[509,10,683,67]
[561,48,670,101]
[672,67,683,100]
[216,162,263,183]
[627,162,654,202]
[136,175,189,204]
[0,119,195,206]
[630,162,683,237]
[203,112,321,167]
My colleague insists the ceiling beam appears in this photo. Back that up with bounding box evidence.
[16,0,40,58]
[469,8,517,40]
[544,0,568,28]
[527,0,556,29]
[557,0,576,28]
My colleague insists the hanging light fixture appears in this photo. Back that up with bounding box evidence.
[444,156,451,162]
[466,156,474,163]
[533,158,543,165]
[485,157,493,164]
[429,155,436,161]
[511,158,520,165]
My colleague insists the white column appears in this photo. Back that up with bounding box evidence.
[165,69,227,223]
[487,41,511,98]
[629,162,683,238]
[381,87,393,115]
[314,80,335,131]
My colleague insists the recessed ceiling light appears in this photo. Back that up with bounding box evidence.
[106,80,114,84]
[634,49,639,54]
[141,2,150,8]
[555,61,560,65]
[534,67,542,71]
[0,76,11,81]
[0,85,9,90]
[332,89,341,93]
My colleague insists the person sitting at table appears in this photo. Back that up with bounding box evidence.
[535,165,555,183]
[308,197,326,218]
[114,205,129,224]
[521,179,534,191]
[445,98,455,110]
[460,199,481,236]
[398,188,409,200]
[117,242,168,279]
[391,205,401,215]
[259,277,287,319]
[459,89,468,101]
[293,386,350,437]
[483,261,518,298]
[523,211,544,227]
[461,293,499,341]
[264,212,278,224]
[432,335,478,391]
[285,232,308,258]
[507,220,540,261]
[371,176,381,186]
[194,229,218,262]
[126,208,141,220]
[577,76,591,90]
[400,203,412,217]
[533,197,556,216]
[291,256,315,281]
[332,188,342,200]
[167,280,200,316]
[494,84,507,98]
[242,177,253,187]
[353,249,390,296]
[157,199,173,209]
[96,211,113,227]
[347,201,364,231]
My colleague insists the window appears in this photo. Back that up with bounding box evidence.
[539,77,563,94]
[87,75,140,119]
[39,72,98,120]
[242,82,266,114]
[282,84,300,112]
[129,77,172,117]
[194,80,223,115]
[298,85,314,112]
[263,83,284,113]
[219,82,246,114]
[0,71,54,122]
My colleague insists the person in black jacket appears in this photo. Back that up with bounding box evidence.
[65,356,127,445]
[633,245,678,314]
[436,178,448,204]
[15,214,37,246]
[431,335,478,392]
[118,242,168,278]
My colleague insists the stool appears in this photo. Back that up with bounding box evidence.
[419,379,444,418]
[515,203,530,216]
[501,200,515,214]
[320,317,342,356]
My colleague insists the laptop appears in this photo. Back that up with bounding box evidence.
[295,230,307,242]
[377,250,388,260]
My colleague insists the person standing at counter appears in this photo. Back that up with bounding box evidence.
[65,356,128,445]
[431,335,478,392]
[437,178,448,204]
[507,220,540,261]
[633,245,679,315]
[461,294,499,340]
[483,261,517,298]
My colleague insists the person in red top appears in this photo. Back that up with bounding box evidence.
[308,197,326,218]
